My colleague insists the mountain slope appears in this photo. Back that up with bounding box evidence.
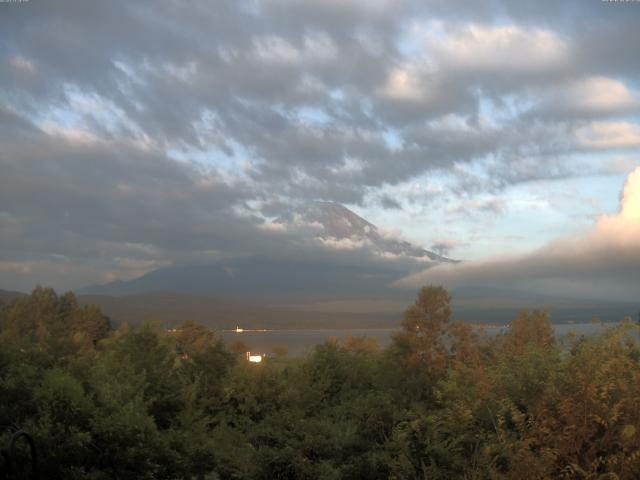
[80,256,410,299]
[81,202,451,298]
[280,202,456,262]
[0,289,27,302]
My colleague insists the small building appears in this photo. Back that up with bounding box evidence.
[246,352,265,363]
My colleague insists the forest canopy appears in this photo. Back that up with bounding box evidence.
[1,286,640,479]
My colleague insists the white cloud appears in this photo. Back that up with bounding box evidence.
[565,76,637,113]
[378,65,430,101]
[253,32,338,64]
[40,122,102,146]
[317,236,369,250]
[259,220,287,232]
[576,122,640,149]
[600,166,640,225]
[378,23,570,105]
[430,24,570,72]
[535,76,639,116]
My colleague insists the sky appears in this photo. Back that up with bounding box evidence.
[0,0,639,297]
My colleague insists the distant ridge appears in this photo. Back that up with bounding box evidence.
[0,289,27,301]
[79,256,410,298]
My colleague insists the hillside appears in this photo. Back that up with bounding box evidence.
[0,289,26,302]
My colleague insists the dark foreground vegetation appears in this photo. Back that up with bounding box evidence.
[1,286,640,479]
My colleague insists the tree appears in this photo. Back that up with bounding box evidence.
[500,309,554,356]
[391,286,452,396]
[344,335,379,355]
[175,320,217,355]
[69,303,111,347]
[272,344,289,358]
[229,339,249,355]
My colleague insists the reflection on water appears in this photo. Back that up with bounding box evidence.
[221,322,635,357]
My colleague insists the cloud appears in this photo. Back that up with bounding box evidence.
[576,122,640,150]
[598,166,640,230]
[378,66,427,101]
[1,0,632,204]
[317,237,369,251]
[9,56,36,74]
[430,238,463,257]
[396,167,640,301]
[0,107,263,289]
[252,32,338,64]
[1,0,640,291]
[431,24,570,73]
[446,197,507,220]
[0,107,432,291]
[534,76,639,118]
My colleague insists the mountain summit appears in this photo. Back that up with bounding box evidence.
[279,201,456,263]
[285,202,377,240]
[81,202,454,298]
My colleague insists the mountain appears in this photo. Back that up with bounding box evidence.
[81,202,638,325]
[0,288,27,302]
[280,202,456,262]
[80,257,410,299]
[81,202,450,298]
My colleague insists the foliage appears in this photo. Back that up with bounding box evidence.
[1,286,640,479]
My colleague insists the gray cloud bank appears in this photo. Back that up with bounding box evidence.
[397,168,640,301]
[1,0,639,290]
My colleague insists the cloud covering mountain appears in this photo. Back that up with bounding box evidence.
[0,0,639,292]
[397,167,640,301]
[82,202,448,298]
[276,202,455,262]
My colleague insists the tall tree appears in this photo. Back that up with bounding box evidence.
[391,285,452,397]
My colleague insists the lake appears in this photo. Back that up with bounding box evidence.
[221,322,635,357]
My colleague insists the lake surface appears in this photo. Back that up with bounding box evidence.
[221,322,634,357]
